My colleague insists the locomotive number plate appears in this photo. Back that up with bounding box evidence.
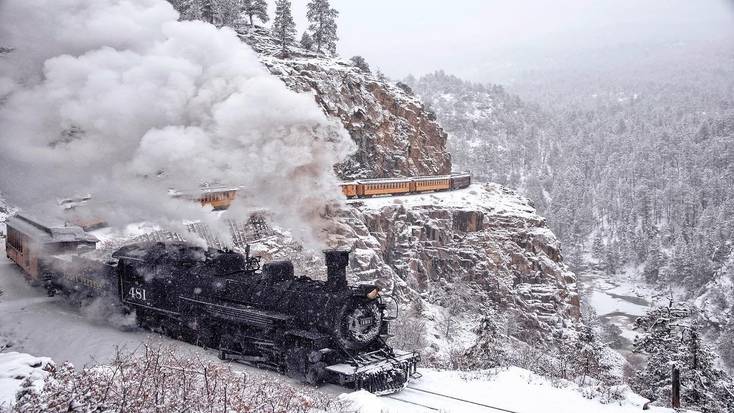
[128,287,148,302]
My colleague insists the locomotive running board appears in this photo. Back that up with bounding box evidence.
[325,349,420,395]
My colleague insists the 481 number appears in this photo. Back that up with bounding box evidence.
[128,287,148,302]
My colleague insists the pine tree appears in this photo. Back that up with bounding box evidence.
[605,241,620,274]
[171,0,202,20]
[643,235,663,282]
[271,0,296,54]
[306,0,338,55]
[241,0,268,26]
[200,0,215,24]
[631,303,734,412]
[300,32,313,50]
[592,231,604,262]
[216,0,243,27]
[672,233,693,283]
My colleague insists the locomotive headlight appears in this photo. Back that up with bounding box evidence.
[367,288,380,300]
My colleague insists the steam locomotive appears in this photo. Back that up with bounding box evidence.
[5,215,419,394]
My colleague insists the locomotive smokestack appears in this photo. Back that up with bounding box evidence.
[324,250,350,290]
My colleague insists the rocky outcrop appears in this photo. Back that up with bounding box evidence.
[325,183,582,361]
[240,28,452,179]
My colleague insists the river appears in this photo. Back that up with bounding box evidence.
[577,268,664,370]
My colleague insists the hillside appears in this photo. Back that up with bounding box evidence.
[239,27,452,179]
[407,64,734,381]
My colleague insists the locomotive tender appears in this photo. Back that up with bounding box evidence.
[4,215,419,394]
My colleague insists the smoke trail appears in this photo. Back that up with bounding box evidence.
[0,0,354,249]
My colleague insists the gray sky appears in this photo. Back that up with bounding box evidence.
[269,0,734,84]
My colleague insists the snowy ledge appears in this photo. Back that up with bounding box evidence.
[348,183,540,221]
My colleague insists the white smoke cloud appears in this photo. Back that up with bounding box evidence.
[0,0,354,249]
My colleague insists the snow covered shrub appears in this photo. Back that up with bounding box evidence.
[395,82,413,95]
[349,55,370,73]
[463,316,510,369]
[580,382,626,405]
[389,315,427,353]
[13,344,345,413]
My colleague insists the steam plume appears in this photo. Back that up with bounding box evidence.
[0,0,354,249]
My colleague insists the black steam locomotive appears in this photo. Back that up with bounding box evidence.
[5,215,418,394]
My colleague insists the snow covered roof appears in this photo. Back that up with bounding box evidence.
[169,186,242,198]
[6,214,98,245]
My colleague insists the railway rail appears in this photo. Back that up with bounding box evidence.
[386,385,522,413]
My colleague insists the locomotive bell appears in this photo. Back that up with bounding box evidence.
[324,250,350,290]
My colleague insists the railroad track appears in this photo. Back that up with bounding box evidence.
[386,386,522,413]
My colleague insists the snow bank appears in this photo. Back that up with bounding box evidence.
[0,352,51,408]
[341,367,689,413]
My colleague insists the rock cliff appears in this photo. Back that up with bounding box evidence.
[325,183,582,362]
[239,27,451,179]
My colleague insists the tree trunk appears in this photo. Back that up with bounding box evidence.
[672,365,681,408]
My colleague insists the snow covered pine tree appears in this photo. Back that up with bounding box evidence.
[271,0,296,54]
[216,0,243,27]
[300,32,314,50]
[631,302,734,412]
[242,0,268,26]
[200,0,215,24]
[306,0,338,55]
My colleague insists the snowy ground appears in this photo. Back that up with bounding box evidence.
[0,352,51,409]
[343,367,683,413]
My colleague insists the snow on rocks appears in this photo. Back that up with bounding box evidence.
[239,27,452,180]
[0,352,51,408]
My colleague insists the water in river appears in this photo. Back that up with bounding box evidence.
[577,268,665,369]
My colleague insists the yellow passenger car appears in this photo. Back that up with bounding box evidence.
[340,182,358,198]
[413,176,451,193]
[356,179,412,197]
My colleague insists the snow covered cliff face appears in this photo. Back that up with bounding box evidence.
[329,184,581,361]
[239,28,452,179]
